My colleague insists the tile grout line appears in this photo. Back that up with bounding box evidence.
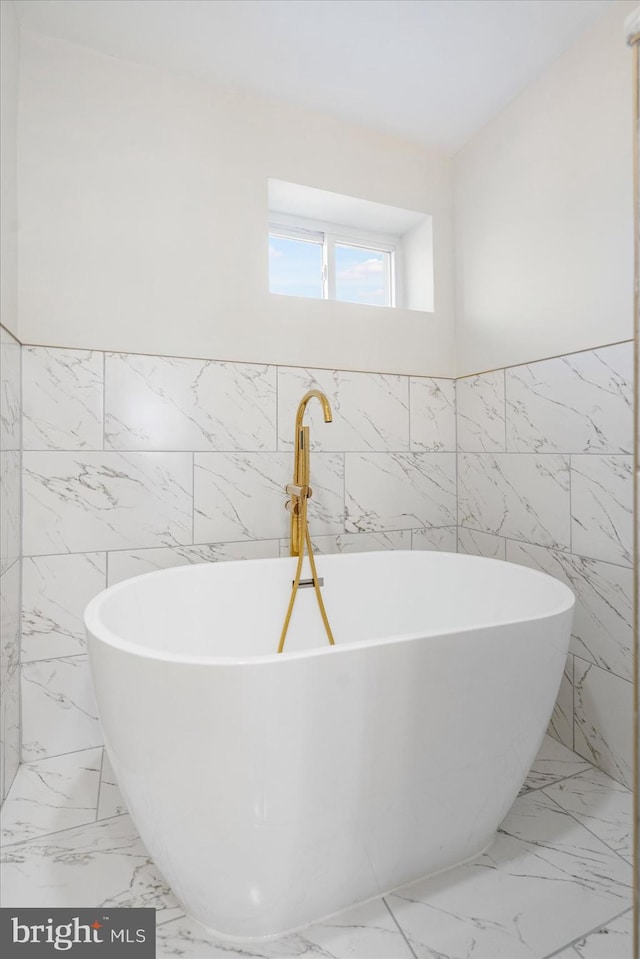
[154,913,187,929]
[541,788,634,869]
[446,450,631,456]
[18,338,25,778]
[407,376,411,453]
[3,742,106,775]
[17,526,459,562]
[450,524,633,571]
[0,809,130,851]
[569,452,573,556]
[571,652,576,753]
[503,367,507,453]
[102,351,106,453]
[541,906,633,959]
[275,363,279,454]
[382,896,419,959]
[94,746,105,823]
[17,336,632,377]
[521,764,609,797]
[407,378,411,550]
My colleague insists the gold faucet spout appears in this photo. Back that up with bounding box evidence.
[295,389,333,430]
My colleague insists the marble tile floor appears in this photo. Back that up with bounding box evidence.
[0,735,633,958]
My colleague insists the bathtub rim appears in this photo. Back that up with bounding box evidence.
[84,549,575,667]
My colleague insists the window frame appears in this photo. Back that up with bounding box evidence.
[268,213,402,308]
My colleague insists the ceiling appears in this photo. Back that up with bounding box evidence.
[13,0,616,154]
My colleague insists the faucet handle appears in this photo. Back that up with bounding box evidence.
[285,483,312,499]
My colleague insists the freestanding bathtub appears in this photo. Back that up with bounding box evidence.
[85,549,574,940]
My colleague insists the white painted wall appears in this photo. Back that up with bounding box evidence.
[1,0,19,340]
[454,0,635,377]
[403,219,434,313]
[17,32,455,377]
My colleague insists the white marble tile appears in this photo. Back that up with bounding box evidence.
[330,529,411,553]
[543,769,632,864]
[23,451,193,555]
[345,452,456,533]
[386,790,631,959]
[0,560,20,687]
[0,325,21,451]
[506,542,633,682]
[156,899,415,958]
[0,449,20,575]
[410,377,456,452]
[571,456,632,567]
[411,527,457,552]
[277,366,409,452]
[458,452,571,549]
[1,748,102,845]
[571,910,634,958]
[22,347,103,451]
[520,734,591,794]
[22,553,106,662]
[548,654,574,751]
[97,750,127,820]
[21,655,103,761]
[1,666,20,800]
[107,540,280,586]
[105,352,277,452]
[0,813,181,921]
[281,529,411,557]
[572,569,633,696]
[573,660,632,789]
[194,451,344,543]
[457,527,506,559]
[505,344,632,455]
[456,370,505,452]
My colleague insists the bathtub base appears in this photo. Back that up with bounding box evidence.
[180,834,498,943]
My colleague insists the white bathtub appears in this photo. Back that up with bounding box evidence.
[85,549,574,940]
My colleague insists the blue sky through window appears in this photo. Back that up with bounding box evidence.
[335,244,389,307]
[269,235,323,298]
[269,232,391,306]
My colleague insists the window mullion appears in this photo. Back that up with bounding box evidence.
[325,235,336,300]
[321,236,329,300]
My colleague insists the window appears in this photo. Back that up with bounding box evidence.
[269,214,398,308]
[268,180,434,313]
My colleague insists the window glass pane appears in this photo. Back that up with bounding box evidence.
[269,234,323,299]
[335,243,390,307]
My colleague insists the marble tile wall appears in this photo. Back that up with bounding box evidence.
[15,340,635,794]
[457,342,634,788]
[0,325,22,801]
[20,347,458,762]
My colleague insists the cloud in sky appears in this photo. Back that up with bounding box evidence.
[337,257,384,282]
